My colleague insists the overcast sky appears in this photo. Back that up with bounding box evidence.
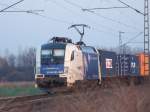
[0,0,145,55]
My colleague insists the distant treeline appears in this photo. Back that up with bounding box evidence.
[0,47,36,82]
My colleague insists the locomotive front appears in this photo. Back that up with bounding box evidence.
[35,37,71,89]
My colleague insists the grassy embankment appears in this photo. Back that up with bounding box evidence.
[0,82,43,97]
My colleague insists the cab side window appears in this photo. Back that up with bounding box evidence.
[71,51,74,61]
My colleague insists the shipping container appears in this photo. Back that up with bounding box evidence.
[98,50,117,77]
[137,53,149,76]
[116,54,139,76]
[130,55,139,76]
[116,55,129,76]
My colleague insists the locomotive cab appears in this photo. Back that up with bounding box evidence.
[35,37,84,88]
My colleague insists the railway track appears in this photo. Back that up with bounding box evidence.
[0,89,72,112]
[0,94,48,112]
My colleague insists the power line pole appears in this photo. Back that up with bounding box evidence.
[144,0,150,76]
[118,31,125,76]
[119,31,124,54]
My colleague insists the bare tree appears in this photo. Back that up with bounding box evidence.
[7,54,16,67]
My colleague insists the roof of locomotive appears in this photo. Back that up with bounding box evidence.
[41,37,74,49]
[41,42,68,49]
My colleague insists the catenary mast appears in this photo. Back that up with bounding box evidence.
[144,0,150,75]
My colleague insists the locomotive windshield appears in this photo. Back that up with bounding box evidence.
[53,49,65,57]
[41,49,52,58]
[41,49,65,65]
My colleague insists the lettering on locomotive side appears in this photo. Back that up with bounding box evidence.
[42,67,60,70]
[47,71,64,74]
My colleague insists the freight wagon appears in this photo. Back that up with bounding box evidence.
[35,37,149,90]
[116,54,139,76]
[98,50,117,77]
[137,53,149,76]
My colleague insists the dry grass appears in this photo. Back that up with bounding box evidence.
[5,82,150,112]
[49,85,150,112]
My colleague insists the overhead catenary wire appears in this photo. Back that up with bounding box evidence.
[0,10,44,13]
[42,0,120,37]
[63,0,82,9]
[0,1,73,25]
[127,42,143,44]
[0,0,24,13]
[0,2,20,10]
[81,1,142,29]
[0,0,141,40]
[62,0,142,31]
[46,0,79,19]
[84,10,142,31]
[82,6,128,12]
[28,11,73,25]
[50,1,119,35]
[117,0,144,15]
[45,0,143,38]
[0,1,44,14]
[41,0,142,34]
[122,32,144,46]
[46,0,121,33]
[1,0,142,37]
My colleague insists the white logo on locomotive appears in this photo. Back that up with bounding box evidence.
[106,59,113,69]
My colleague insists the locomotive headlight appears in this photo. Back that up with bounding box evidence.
[64,67,69,74]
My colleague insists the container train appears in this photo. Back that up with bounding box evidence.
[35,37,149,89]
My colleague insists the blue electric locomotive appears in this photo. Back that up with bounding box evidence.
[35,37,140,89]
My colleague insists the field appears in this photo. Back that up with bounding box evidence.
[24,83,150,112]
[0,82,43,97]
[0,81,150,112]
